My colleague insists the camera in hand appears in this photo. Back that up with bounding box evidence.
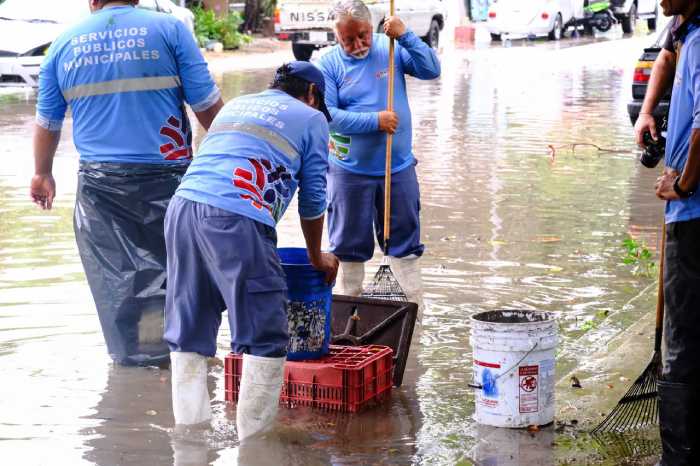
[639,131,666,168]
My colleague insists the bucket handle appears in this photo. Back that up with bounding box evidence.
[468,340,540,390]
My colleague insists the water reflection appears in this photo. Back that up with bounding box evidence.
[471,425,555,466]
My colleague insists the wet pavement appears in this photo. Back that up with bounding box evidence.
[0,31,668,466]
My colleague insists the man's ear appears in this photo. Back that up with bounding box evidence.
[307,84,317,107]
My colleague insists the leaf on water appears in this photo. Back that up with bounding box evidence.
[570,376,582,389]
[537,236,561,243]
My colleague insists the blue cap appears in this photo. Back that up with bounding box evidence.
[285,61,332,122]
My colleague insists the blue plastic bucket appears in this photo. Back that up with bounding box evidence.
[278,247,333,361]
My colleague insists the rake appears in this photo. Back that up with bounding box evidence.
[362,0,407,303]
[591,223,665,433]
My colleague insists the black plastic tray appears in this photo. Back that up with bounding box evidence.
[330,295,418,387]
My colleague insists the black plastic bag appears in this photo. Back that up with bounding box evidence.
[74,161,188,366]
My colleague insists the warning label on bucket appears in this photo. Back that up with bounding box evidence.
[519,365,539,413]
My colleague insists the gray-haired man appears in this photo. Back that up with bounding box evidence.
[315,0,440,315]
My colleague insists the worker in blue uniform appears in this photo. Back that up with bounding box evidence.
[31,0,223,367]
[163,62,339,440]
[315,0,440,318]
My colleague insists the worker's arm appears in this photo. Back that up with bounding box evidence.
[174,19,223,131]
[385,17,441,80]
[194,98,224,130]
[32,43,65,211]
[298,113,339,284]
[656,129,700,199]
[655,39,700,200]
[30,125,60,210]
[300,216,339,285]
[316,59,389,134]
[635,48,677,146]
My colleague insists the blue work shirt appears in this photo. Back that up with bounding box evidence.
[315,31,440,176]
[665,23,700,223]
[175,89,330,228]
[36,5,220,164]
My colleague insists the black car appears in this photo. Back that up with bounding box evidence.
[627,23,673,127]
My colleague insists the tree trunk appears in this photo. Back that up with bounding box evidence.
[243,0,261,33]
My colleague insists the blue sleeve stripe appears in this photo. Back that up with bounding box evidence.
[35,113,63,132]
[190,87,221,112]
[63,75,181,101]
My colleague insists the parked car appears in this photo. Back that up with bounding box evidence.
[627,21,672,126]
[610,0,658,34]
[274,0,446,61]
[487,0,582,41]
[0,0,194,87]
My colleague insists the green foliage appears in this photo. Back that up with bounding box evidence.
[192,7,252,50]
[580,309,610,332]
[621,235,657,277]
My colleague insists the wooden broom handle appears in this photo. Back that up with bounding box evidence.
[383,0,396,248]
[654,221,666,351]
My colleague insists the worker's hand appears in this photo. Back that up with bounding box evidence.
[310,252,340,285]
[378,111,399,134]
[655,170,680,201]
[635,113,658,148]
[383,16,407,39]
[30,173,56,210]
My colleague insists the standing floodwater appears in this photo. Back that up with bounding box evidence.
[0,34,664,465]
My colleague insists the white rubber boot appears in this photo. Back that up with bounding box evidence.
[334,261,365,296]
[236,354,285,441]
[390,257,425,324]
[170,351,212,426]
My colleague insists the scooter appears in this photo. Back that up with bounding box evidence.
[582,0,617,32]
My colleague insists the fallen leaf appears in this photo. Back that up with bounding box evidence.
[538,236,561,243]
[607,384,614,389]
[570,376,582,389]
[527,425,540,433]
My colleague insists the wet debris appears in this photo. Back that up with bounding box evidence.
[570,376,583,389]
[287,299,327,353]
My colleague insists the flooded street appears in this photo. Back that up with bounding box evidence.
[0,33,667,465]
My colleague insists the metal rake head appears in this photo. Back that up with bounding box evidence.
[362,262,407,302]
[589,430,660,460]
[591,353,660,434]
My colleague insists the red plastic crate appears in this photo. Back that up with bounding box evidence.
[224,345,393,413]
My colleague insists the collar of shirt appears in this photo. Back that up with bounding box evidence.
[671,13,700,44]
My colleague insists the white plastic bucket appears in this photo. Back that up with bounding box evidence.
[470,310,558,428]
